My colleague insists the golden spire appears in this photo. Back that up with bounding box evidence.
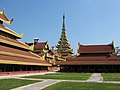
[62,14,65,29]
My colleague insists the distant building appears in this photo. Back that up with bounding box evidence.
[56,15,73,59]
[0,10,51,74]
[26,39,64,71]
[60,42,120,72]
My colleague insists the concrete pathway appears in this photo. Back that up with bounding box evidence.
[11,79,61,90]
[87,73,103,82]
[12,73,103,90]
[0,71,56,79]
[2,73,120,90]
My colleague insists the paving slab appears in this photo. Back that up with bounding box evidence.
[87,73,103,82]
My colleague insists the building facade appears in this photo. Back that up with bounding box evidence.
[0,10,51,74]
[26,38,64,71]
[60,42,120,72]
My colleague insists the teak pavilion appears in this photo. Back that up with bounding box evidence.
[60,42,120,72]
[0,10,51,74]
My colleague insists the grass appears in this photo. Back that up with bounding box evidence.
[23,72,91,80]
[0,78,40,90]
[43,82,120,90]
[102,73,120,81]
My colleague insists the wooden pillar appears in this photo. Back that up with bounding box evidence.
[111,65,114,72]
[26,66,27,71]
[31,66,33,71]
[20,65,22,71]
[13,65,14,72]
[4,65,6,72]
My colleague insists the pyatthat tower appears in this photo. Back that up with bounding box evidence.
[56,15,73,58]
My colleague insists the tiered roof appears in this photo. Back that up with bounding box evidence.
[26,39,49,57]
[26,38,65,66]
[56,15,73,57]
[0,35,31,50]
[60,42,120,65]
[0,10,13,24]
[0,45,50,66]
[0,10,23,39]
[61,55,120,65]
[78,42,114,54]
[49,49,65,61]
[34,41,49,50]
[0,10,51,66]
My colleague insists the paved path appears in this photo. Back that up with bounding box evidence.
[0,71,56,79]
[87,73,103,82]
[11,79,61,90]
[12,73,103,90]
[2,73,120,90]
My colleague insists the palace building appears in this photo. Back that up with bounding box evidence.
[26,38,65,71]
[1,9,120,73]
[56,15,120,73]
[60,42,120,72]
[0,10,51,74]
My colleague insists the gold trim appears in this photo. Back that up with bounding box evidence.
[0,10,13,25]
[19,33,24,38]
[29,44,34,51]
[0,60,51,66]
[18,39,33,50]
[0,26,22,38]
[33,49,42,52]
[0,51,42,60]
[0,38,31,50]
[0,10,4,15]
[0,18,13,25]
[29,52,44,60]
[45,41,49,49]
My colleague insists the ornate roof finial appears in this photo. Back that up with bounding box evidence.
[1,9,5,15]
[62,14,65,29]
[0,9,14,24]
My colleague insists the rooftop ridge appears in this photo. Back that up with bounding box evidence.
[0,10,23,39]
[0,10,13,24]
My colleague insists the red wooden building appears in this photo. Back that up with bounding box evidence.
[0,10,51,74]
[60,42,120,72]
[26,38,65,71]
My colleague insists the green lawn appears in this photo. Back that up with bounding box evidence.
[102,73,120,81]
[0,78,40,90]
[23,72,91,80]
[43,82,120,90]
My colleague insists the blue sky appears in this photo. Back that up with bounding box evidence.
[0,0,120,54]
